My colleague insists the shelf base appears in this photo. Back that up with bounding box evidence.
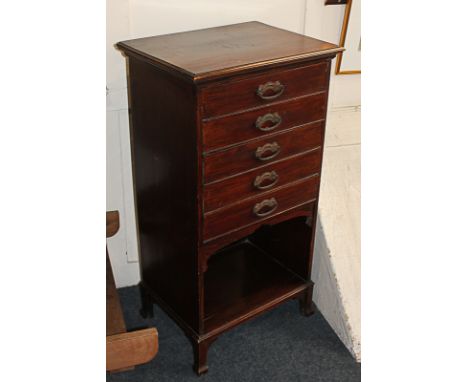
[204,240,310,335]
[140,237,315,376]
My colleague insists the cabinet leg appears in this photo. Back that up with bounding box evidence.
[299,285,316,317]
[139,283,154,319]
[190,336,217,376]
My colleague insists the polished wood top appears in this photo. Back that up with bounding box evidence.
[117,21,343,82]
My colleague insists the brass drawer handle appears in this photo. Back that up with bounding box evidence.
[255,142,280,161]
[255,112,282,132]
[253,198,278,217]
[253,171,279,190]
[256,81,285,100]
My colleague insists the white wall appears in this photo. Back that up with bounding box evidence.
[106,0,140,287]
[106,0,360,286]
[312,108,361,360]
[305,1,361,107]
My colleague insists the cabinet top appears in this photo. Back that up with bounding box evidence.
[117,22,342,83]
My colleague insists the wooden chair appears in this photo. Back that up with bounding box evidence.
[106,211,158,372]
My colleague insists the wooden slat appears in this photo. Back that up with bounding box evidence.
[106,252,126,336]
[106,211,120,238]
[106,208,159,371]
[106,328,159,372]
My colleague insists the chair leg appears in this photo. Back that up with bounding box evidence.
[299,285,316,317]
[139,283,154,319]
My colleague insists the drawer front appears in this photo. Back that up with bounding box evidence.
[202,92,327,152]
[203,176,319,241]
[203,149,322,212]
[203,121,323,184]
[200,61,329,118]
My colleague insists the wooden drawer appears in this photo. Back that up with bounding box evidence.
[200,61,329,118]
[203,121,323,183]
[203,149,322,212]
[203,176,319,241]
[202,92,327,152]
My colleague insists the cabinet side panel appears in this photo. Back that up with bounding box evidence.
[127,57,199,330]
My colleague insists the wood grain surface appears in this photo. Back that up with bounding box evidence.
[106,328,159,372]
[203,121,324,183]
[203,176,319,241]
[203,149,321,212]
[117,22,342,82]
[202,92,327,151]
[199,61,329,117]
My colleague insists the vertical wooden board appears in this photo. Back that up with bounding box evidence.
[106,253,126,336]
[127,57,200,331]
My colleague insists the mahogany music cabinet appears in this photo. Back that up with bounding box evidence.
[117,22,343,375]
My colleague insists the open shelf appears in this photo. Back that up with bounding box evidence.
[204,239,308,334]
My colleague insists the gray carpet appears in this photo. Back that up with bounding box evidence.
[107,286,360,382]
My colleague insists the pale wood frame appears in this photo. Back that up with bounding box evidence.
[335,0,361,75]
